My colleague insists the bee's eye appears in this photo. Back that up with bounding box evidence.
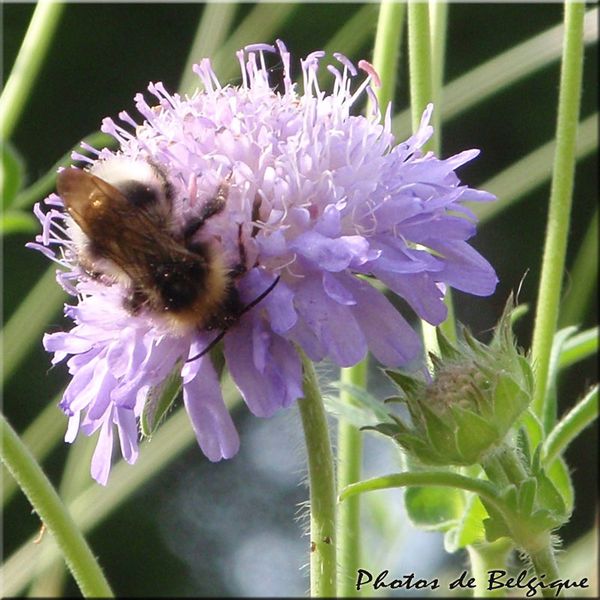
[120,182,160,207]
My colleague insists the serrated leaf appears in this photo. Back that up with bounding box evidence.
[140,367,183,437]
[519,409,544,452]
[1,142,25,209]
[516,426,532,466]
[405,486,463,531]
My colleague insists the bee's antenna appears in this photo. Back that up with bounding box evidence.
[186,276,281,364]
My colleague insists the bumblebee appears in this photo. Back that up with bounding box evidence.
[57,157,274,353]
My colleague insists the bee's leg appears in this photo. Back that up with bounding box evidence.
[183,178,230,243]
[229,224,248,279]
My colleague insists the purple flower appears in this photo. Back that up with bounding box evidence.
[30,41,497,484]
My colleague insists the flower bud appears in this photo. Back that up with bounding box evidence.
[369,300,533,466]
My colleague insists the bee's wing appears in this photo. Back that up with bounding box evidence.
[57,168,180,282]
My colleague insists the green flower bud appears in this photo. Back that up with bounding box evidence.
[369,300,533,466]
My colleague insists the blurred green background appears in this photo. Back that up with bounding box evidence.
[2,2,597,596]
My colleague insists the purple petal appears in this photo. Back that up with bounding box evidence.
[114,407,139,464]
[183,357,240,461]
[374,270,448,326]
[224,319,302,416]
[290,231,372,272]
[427,240,498,296]
[342,275,422,367]
[294,275,366,366]
[90,412,114,486]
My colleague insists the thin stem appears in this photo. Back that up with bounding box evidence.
[0,0,65,140]
[340,471,503,516]
[542,385,598,466]
[3,377,241,596]
[2,391,65,507]
[392,8,598,137]
[368,0,405,116]
[407,0,433,136]
[530,1,586,418]
[298,352,336,597]
[0,414,113,597]
[429,0,448,157]
[336,361,366,597]
[428,0,456,344]
[467,540,513,597]
[28,436,96,597]
[528,539,564,598]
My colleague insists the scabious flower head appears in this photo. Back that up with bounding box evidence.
[29,41,497,484]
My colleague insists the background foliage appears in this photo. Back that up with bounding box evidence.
[2,2,597,596]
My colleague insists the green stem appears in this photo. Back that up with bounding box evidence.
[336,360,366,596]
[467,540,513,597]
[0,414,113,597]
[429,0,448,157]
[494,445,528,486]
[408,0,433,136]
[368,0,405,116]
[542,385,598,466]
[530,1,586,418]
[408,1,437,362]
[298,352,336,597]
[340,471,504,516]
[0,0,65,140]
[428,0,456,344]
[528,539,564,598]
[28,436,96,597]
[2,391,65,507]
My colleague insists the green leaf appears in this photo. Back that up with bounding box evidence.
[536,468,568,519]
[405,485,463,531]
[435,327,461,360]
[140,367,183,437]
[546,457,574,514]
[1,142,25,209]
[517,478,537,516]
[445,492,488,552]
[544,326,580,431]
[452,406,498,462]
[384,369,425,396]
[1,210,38,236]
